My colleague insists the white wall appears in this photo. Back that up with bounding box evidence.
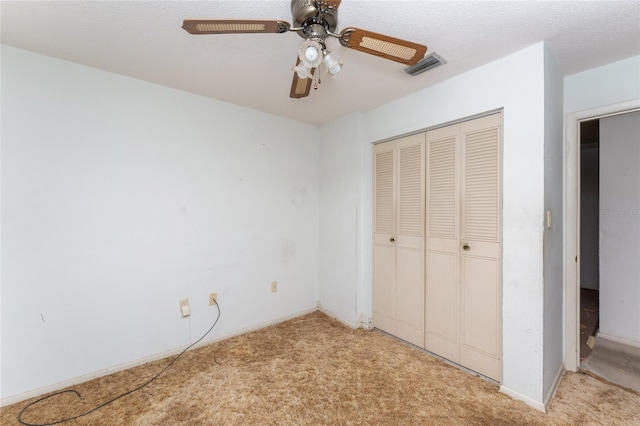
[319,43,549,408]
[318,113,363,326]
[565,55,640,114]
[1,45,320,400]
[542,45,565,399]
[599,111,640,345]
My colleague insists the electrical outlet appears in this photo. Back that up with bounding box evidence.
[209,293,218,306]
[179,299,190,317]
[271,281,278,293]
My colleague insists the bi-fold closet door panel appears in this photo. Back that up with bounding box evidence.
[373,133,425,347]
[458,115,502,381]
[425,123,461,361]
[425,113,502,382]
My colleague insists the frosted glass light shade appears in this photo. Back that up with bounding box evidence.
[305,45,319,62]
[323,51,342,75]
[298,39,323,68]
[293,64,312,80]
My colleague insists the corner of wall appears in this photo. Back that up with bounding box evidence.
[318,112,365,326]
[544,364,566,411]
[500,385,547,413]
[542,40,565,398]
[1,46,322,399]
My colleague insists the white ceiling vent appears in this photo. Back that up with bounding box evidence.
[404,52,447,76]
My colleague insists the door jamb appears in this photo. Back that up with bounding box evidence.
[564,99,640,372]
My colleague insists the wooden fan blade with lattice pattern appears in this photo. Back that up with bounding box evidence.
[182,20,291,35]
[339,27,427,66]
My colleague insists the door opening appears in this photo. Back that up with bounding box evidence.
[579,119,600,363]
[564,99,640,373]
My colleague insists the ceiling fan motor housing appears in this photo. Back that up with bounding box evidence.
[292,0,338,38]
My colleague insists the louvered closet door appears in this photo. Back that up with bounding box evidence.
[425,124,461,361]
[373,134,425,347]
[425,113,502,382]
[459,113,502,381]
[373,143,397,335]
[396,136,426,346]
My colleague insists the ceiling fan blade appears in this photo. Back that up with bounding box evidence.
[290,58,313,99]
[182,19,291,35]
[326,0,342,9]
[339,27,427,66]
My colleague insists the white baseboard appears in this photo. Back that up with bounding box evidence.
[596,332,640,349]
[544,364,565,410]
[317,307,359,329]
[1,307,318,407]
[500,385,546,413]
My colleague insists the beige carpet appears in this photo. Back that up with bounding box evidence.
[3,311,640,425]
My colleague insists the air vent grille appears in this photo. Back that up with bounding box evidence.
[404,52,447,76]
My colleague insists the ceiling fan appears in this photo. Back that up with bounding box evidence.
[182,0,427,98]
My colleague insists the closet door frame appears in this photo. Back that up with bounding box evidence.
[371,109,502,381]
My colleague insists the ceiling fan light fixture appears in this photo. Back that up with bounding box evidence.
[305,45,319,62]
[298,39,324,68]
[322,51,342,75]
[293,63,313,80]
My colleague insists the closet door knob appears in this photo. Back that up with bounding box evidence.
[390,237,395,243]
[462,243,471,251]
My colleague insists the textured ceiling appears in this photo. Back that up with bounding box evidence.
[2,1,639,125]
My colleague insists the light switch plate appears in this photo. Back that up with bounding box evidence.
[179,299,190,317]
